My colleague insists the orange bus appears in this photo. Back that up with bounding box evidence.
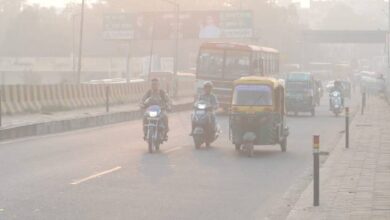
[196,42,280,109]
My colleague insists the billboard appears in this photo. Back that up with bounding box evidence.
[103,11,253,40]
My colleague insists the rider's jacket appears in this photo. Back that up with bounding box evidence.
[141,89,170,109]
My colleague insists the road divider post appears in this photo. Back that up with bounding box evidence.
[0,89,2,127]
[345,107,349,149]
[312,135,329,206]
[313,135,320,206]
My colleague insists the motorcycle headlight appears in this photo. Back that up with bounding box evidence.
[149,111,158,117]
[197,103,207,110]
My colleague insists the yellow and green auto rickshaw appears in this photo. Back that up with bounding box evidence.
[229,76,289,157]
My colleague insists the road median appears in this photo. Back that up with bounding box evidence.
[0,99,193,142]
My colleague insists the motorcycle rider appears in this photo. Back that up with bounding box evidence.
[141,78,170,140]
[191,81,219,135]
[329,80,345,108]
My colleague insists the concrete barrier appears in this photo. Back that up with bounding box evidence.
[0,77,195,116]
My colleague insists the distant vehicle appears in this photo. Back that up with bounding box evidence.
[285,72,317,116]
[196,42,280,111]
[330,90,343,117]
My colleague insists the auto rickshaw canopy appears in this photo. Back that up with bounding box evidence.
[232,76,285,114]
[233,76,282,88]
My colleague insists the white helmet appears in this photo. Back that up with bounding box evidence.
[203,81,213,88]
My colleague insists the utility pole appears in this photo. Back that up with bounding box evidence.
[387,0,390,99]
[162,0,180,76]
[388,0,390,67]
[125,40,132,82]
[149,17,156,75]
[77,0,85,83]
[72,14,80,76]
[174,3,180,76]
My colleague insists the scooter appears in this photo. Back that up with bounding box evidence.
[330,91,343,117]
[191,101,219,149]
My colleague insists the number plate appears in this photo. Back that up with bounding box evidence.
[196,110,206,114]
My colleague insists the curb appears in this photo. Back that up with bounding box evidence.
[265,101,361,220]
[0,102,192,142]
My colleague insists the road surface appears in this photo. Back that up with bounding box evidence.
[0,99,353,220]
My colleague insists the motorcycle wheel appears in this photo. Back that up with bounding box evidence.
[148,137,153,153]
[193,135,203,149]
[235,144,241,151]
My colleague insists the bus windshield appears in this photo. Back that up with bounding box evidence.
[233,85,273,106]
[197,49,224,78]
[224,50,251,79]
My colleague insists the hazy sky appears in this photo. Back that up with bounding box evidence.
[27,0,98,8]
[27,0,311,8]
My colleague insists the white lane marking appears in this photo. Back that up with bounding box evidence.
[70,166,122,185]
[163,147,182,154]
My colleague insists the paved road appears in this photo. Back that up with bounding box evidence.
[0,99,354,220]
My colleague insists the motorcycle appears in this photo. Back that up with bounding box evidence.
[330,91,343,116]
[191,100,219,149]
[143,99,167,153]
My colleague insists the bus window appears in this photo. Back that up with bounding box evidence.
[252,52,263,75]
[224,50,251,79]
[264,54,269,74]
[197,49,224,78]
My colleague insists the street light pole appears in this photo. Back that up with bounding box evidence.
[76,0,85,83]
[72,14,80,76]
[162,0,180,76]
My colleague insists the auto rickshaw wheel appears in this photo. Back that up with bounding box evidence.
[281,138,287,152]
[235,144,241,151]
